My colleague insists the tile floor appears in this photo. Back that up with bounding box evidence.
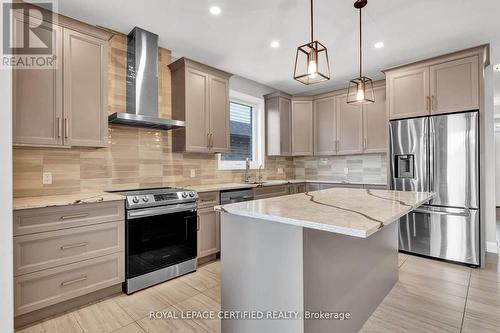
[17,254,500,333]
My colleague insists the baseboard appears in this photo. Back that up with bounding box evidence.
[486,241,499,254]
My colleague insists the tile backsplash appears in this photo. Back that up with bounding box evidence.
[294,154,387,184]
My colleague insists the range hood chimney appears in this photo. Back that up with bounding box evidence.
[108,27,185,130]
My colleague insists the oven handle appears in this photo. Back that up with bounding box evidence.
[127,203,197,219]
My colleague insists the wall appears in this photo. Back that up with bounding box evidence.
[1,64,14,332]
[13,33,294,198]
[294,154,387,184]
[484,65,498,253]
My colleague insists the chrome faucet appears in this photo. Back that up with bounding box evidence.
[244,158,251,183]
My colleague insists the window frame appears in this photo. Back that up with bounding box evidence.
[218,90,265,170]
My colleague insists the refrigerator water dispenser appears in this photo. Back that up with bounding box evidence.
[395,154,414,178]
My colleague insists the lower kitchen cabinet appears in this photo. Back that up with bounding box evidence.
[197,207,220,258]
[253,185,289,199]
[13,200,125,317]
[288,183,306,194]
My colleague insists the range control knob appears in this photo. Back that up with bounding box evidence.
[132,196,139,204]
[142,196,149,202]
[189,191,196,197]
[181,192,188,198]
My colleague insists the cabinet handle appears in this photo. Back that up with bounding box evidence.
[61,275,87,287]
[64,118,69,138]
[60,242,88,250]
[197,215,200,231]
[60,213,88,220]
[426,96,431,112]
[57,117,61,138]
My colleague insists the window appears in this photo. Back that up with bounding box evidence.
[218,91,264,170]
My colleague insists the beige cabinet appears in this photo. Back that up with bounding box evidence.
[265,93,292,156]
[12,13,110,148]
[197,207,220,258]
[363,86,387,153]
[335,95,363,155]
[313,97,336,155]
[387,66,429,120]
[63,29,108,147]
[386,53,481,120]
[429,56,479,114]
[288,183,306,194]
[13,200,125,316]
[253,185,289,199]
[169,58,232,153]
[291,99,313,156]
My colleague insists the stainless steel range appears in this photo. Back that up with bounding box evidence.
[109,187,199,294]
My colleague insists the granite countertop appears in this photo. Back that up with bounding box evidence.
[13,192,125,210]
[187,179,387,193]
[217,188,433,238]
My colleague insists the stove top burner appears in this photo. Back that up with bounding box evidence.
[108,187,198,209]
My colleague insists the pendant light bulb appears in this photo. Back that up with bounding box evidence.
[356,81,365,101]
[307,51,318,78]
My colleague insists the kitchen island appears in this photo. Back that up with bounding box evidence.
[216,187,433,333]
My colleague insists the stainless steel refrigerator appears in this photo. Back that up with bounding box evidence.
[390,111,480,266]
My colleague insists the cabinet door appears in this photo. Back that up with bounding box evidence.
[209,75,230,152]
[12,20,63,146]
[197,208,219,258]
[335,95,363,155]
[185,68,210,152]
[63,29,108,147]
[313,97,336,155]
[279,98,292,156]
[388,67,429,120]
[291,100,313,156]
[429,56,479,114]
[363,86,387,153]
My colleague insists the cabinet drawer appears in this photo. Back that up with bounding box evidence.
[363,184,389,190]
[15,252,124,315]
[14,221,124,276]
[198,191,219,209]
[253,185,289,199]
[14,201,124,236]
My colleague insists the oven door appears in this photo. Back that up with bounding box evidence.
[126,203,197,278]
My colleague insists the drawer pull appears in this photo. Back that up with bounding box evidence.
[60,213,89,220]
[61,275,87,287]
[60,242,88,250]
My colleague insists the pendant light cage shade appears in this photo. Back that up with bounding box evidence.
[294,40,330,85]
[347,76,374,105]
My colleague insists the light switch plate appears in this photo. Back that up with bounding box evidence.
[344,168,349,175]
[190,169,196,178]
[42,172,52,185]
[277,167,284,174]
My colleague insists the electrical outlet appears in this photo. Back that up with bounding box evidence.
[277,167,284,174]
[190,169,196,178]
[343,167,349,175]
[42,172,52,185]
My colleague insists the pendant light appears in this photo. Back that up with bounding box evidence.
[347,0,374,104]
[293,0,330,85]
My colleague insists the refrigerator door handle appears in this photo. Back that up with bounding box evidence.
[429,118,435,195]
[412,207,470,217]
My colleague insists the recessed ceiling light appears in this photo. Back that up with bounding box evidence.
[374,41,384,49]
[494,64,500,72]
[209,6,221,15]
[270,40,280,48]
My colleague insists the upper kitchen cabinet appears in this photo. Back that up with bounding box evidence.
[335,94,363,155]
[363,86,387,153]
[291,98,313,156]
[169,58,232,153]
[265,92,292,156]
[313,96,336,155]
[386,66,429,120]
[385,46,487,120]
[63,29,108,147]
[429,56,479,114]
[12,8,112,148]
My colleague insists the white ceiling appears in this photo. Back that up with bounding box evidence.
[56,0,500,96]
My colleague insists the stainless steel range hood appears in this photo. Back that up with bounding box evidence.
[108,27,184,130]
